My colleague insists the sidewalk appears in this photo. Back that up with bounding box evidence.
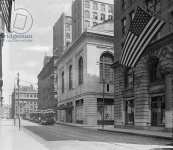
[56,121,173,140]
[0,119,48,150]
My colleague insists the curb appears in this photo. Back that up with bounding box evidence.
[98,128,173,140]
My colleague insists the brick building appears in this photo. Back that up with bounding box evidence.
[38,56,58,111]
[56,21,114,126]
[72,0,114,42]
[11,85,38,119]
[53,13,72,56]
[113,0,173,130]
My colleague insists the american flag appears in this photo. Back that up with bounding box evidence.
[120,7,165,68]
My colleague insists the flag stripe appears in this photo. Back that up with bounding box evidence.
[121,33,136,64]
[121,34,137,65]
[127,19,161,67]
[131,20,164,67]
[123,17,155,66]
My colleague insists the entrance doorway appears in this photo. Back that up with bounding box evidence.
[151,96,165,126]
[125,99,134,125]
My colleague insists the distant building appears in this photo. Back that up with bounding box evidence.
[56,21,114,126]
[53,13,72,56]
[38,56,58,112]
[72,0,114,42]
[11,85,38,119]
[113,0,173,130]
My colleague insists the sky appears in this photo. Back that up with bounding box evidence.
[2,0,113,104]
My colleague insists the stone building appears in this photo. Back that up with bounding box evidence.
[38,56,58,111]
[56,21,114,126]
[11,86,38,119]
[72,0,114,42]
[0,1,13,106]
[53,13,72,56]
[113,0,173,130]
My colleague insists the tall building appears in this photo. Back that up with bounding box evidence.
[53,13,72,56]
[113,0,173,130]
[11,85,38,119]
[56,21,114,126]
[38,56,58,112]
[72,0,114,42]
[0,0,13,106]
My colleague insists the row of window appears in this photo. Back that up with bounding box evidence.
[15,93,38,98]
[61,57,84,94]
[85,0,113,13]
[124,56,164,89]
[85,11,113,21]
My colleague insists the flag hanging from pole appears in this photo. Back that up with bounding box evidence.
[120,7,165,68]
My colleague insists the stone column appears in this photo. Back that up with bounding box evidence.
[83,96,97,126]
[114,63,125,126]
[165,74,173,129]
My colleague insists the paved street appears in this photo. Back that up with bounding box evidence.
[1,119,173,150]
[24,121,173,150]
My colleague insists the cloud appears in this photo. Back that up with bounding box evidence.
[22,45,51,52]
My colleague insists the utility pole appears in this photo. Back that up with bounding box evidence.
[102,56,105,129]
[17,72,21,130]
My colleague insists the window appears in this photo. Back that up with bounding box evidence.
[78,57,83,85]
[62,71,64,93]
[66,41,71,47]
[148,56,164,82]
[108,15,113,20]
[85,10,90,19]
[84,20,90,28]
[100,52,114,83]
[124,68,134,89]
[93,2,98,10]
[122,18,127,36]
[65,23,71,31]
[66,32,71,39]
[100,13,105,21]
[101,4,105,12]
[108,5,113,13]
[69,65,73,90]
[93,22,97,26]
[122,0,127,10]
[93,12,98,20]
[85,0,90,8]
[129,10,135,23]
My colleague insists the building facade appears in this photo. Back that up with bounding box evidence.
[38,56,58,111]
[72,0,114,42]
[0,0,13,107]
[11,86,38,119]
[53,13,72,56]
[56,22,114,126]
[113,0,173,130]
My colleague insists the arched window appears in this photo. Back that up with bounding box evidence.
[62,71,64,93]
[148,56,164,82]
[69,65,73,90]
[78,57,83,85]
[100,52,114,83]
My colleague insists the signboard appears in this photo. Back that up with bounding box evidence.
[0,0,13,32]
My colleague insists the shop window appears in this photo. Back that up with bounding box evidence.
[93,12,98,20]
[100,52,114,83]
[100,13,105,21]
